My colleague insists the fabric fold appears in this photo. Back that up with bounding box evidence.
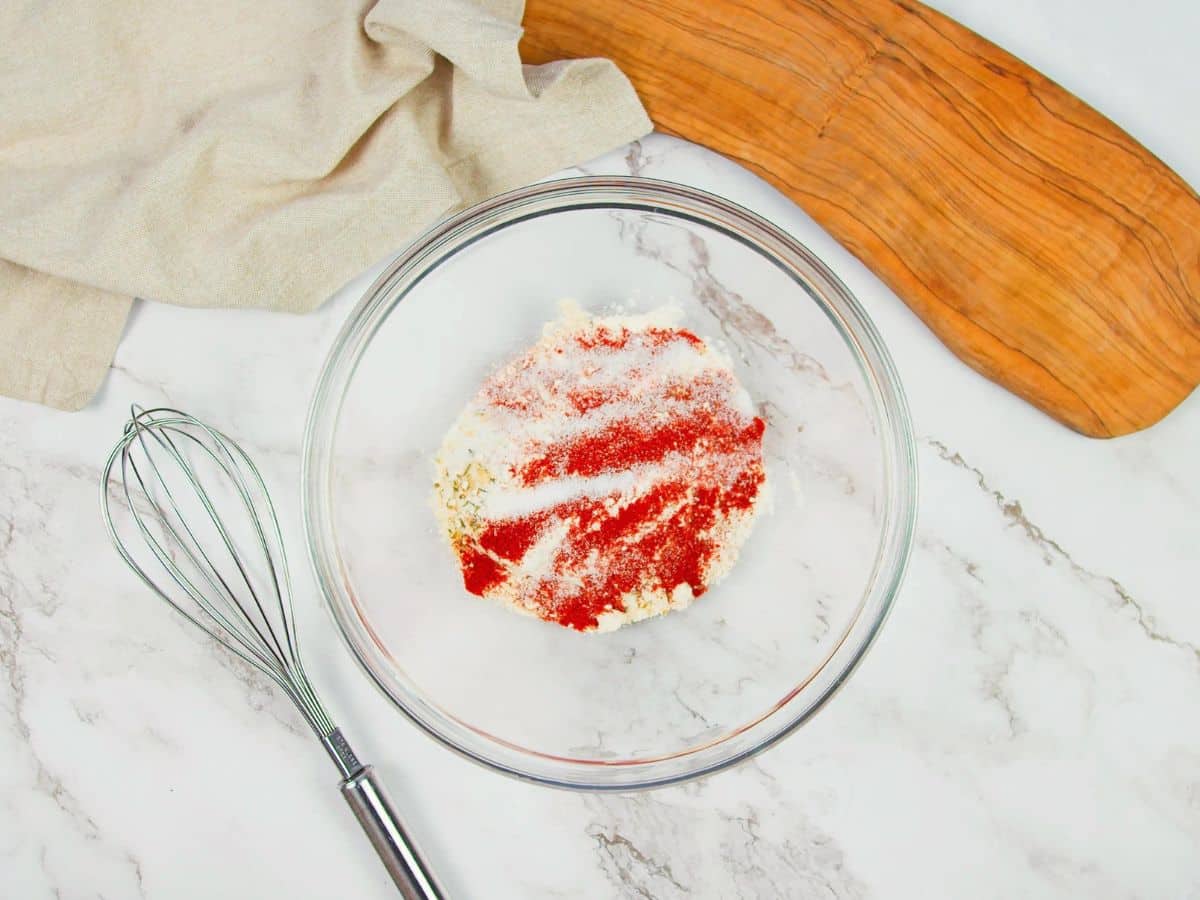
[0,0,651,410]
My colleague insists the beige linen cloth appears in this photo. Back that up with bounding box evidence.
[0,0,651,409]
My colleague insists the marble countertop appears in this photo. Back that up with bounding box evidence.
[3,1,1199,897]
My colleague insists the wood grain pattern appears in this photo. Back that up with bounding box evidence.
[522,0,1200,437]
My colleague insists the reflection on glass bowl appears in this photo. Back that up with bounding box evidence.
[302,177,917,790]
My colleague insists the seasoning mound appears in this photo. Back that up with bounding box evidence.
[433,301,767,632]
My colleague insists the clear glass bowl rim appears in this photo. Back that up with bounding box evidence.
[302,175,918,791]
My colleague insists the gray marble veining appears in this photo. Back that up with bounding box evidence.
[4,7,1200,890]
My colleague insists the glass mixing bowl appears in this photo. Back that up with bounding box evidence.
[302,176,917,790]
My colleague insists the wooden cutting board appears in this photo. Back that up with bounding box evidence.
[521,0,1200,437]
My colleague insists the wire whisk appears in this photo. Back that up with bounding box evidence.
[100,406,444,899]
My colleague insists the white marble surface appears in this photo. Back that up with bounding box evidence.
[3,0,1200,896]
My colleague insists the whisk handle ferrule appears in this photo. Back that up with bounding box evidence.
[322,728,363,779]
[341,765,446,900]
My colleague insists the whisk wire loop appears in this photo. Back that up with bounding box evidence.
[100,405,447,898]
[131,419,292,671]
[101,407,334,738]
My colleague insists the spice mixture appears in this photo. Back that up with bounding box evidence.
[433,301,767,632]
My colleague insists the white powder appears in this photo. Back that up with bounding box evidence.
[433,300,768,632]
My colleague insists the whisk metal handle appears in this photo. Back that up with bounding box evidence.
[341,766,446,899]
